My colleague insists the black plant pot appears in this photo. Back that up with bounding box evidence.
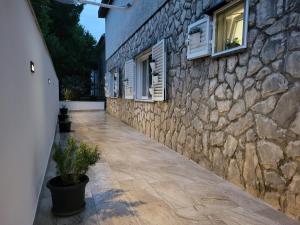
[58,114,69,122]
[60,108,68,115]
[59,121,71,133]
[47,175,89,216]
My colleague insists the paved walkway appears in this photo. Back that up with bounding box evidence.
[34,111,300,225]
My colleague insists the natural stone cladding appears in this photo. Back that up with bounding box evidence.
[106,0,300,220]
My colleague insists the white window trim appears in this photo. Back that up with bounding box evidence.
[187,15,212,60]
[212,0,249,57]
[135,51,152,101]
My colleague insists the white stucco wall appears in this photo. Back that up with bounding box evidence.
[0,1,59,225]
[105,0,167,59]
[60,101,105,111]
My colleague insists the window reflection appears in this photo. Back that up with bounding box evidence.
[215,1,244,52]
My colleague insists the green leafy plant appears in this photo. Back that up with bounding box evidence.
[61,104,67,109]
[225,37,241,50]
[189,26,203,35]
[63,89,74,101]
[53,137,100,185]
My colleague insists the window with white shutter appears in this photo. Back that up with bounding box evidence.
[151,39,166,101]
[112,70,119,98]
[124,60,135,99]
[104,72,111,97]
[187,15,212,60]
[105,69,119,98]
[135,51,152,100]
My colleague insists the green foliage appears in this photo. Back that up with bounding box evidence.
[30,0,97,99]
[61,104,67,109]
[53,137,100,185]
[63,88,74,101]
[189,26,202,35]
[225,38,241,50]
[30,0,51,35]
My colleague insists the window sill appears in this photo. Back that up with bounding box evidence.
[108,97,119,99]
[212,45,247,58]
[134,99,154,103]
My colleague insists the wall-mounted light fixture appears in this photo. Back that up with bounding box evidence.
[150,59,159,83]
[114,72,119,80]
[150,60,156,73]
[30,61,35,73]
[123,78,129,86]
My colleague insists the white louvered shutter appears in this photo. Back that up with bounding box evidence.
[152,39,166,101]
[124,60,135,99]
[104,72,111,97]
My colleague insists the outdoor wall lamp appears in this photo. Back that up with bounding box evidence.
[114,72,119,80]
[150,60,156,73]
[150,59,159,83]
[54,0,134,9]
[123,78,129,85]
[30,61,35,73]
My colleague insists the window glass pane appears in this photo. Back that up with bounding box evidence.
[137,53,152,100]
[215,1,244,52]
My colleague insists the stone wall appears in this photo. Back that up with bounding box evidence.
[106,0,300,219]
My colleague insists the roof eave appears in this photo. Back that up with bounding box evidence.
[98,0,113,18]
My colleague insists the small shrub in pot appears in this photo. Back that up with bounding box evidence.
[59,120,71,133]
[58,114,69,122]
[63,88,74,101]
[60,105,68,115]
[47,137,100,216]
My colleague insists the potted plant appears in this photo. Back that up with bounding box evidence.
[225,37,241,50]
[123,78,129,85]
[60,105,68,115]
[58,114,69,122]
[59,120,72,133]
[149,87,154,96]
[63,88,74,101]
[188,26,202,35]
[47,137,100,216]
[152,73,159,83]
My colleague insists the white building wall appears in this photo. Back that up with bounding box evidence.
[60,101,105,111]
[0,1,59,225]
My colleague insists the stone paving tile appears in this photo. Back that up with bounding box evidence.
[34,111,300,225]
